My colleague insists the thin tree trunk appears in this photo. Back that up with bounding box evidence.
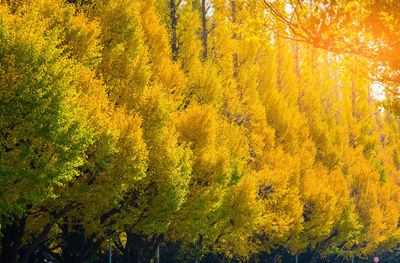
[201,0,208,59]
[170,0,179,61]
[351,77,356,117]
[294,43,300,79]
[276,34,282,91]
[231,0,238,78]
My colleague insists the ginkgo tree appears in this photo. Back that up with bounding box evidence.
[0,3,93,262]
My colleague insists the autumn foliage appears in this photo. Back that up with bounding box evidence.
[1,0,400,262]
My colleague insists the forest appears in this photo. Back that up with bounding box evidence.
[1,0,400,262]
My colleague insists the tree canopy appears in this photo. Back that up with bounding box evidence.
[1,0,400,262]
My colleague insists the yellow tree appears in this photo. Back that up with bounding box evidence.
[0,2,94,262]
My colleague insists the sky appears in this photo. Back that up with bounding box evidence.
[371,82,386,101]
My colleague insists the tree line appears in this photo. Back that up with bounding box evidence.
[1,0,400,262]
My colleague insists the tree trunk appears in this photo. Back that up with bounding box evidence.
[123,232,161,263]
[351,77,356,117]
[276,33,282,91]
[294,43,300,79]
[231,0,238,79]
[20,223,53,263]
[1,216,27,263]
[169,0,179,61]
[201,0,208,60]
[59,223,102,263]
